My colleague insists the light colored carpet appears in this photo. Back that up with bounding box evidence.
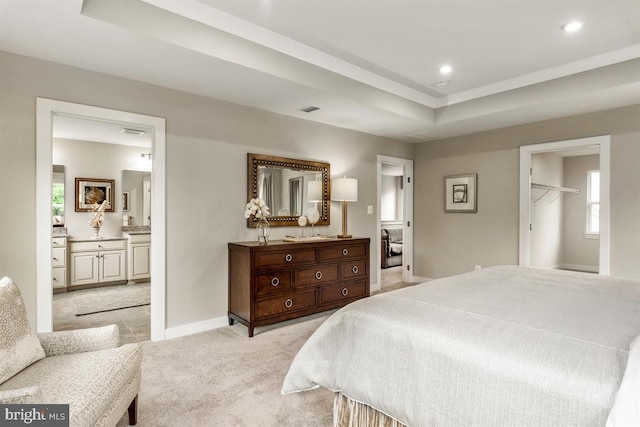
[73,283,150,316]
[116,312,334,426]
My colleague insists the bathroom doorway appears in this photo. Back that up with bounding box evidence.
[36,98,166,341]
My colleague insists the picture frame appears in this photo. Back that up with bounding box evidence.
[75,178,115,212]
[122,191,130,212]
[444,174,477,213]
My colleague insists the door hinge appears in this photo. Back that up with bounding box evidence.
[407,177,411,183]
[406,265,410,271]
[530,167,533,176]
[530,224,532,231]
[407,221,411,227]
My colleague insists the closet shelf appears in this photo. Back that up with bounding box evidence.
[531,182,579,203]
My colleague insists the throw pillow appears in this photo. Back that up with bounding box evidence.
[387,229,403,244]
[0,277,45,384]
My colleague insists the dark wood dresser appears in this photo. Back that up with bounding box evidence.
[228,237,370,336]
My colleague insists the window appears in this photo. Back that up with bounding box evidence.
[586,170,600,235]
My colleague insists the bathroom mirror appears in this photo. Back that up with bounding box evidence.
[247,153,330,227]
[122,170,152,226]
[52,164,65,226]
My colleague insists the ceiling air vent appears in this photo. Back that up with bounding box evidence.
[299,105,320,113]
[120,128,146,136]
[405,131,440,142]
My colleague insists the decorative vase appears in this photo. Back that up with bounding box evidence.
[256,218,270,244]
[91,225,102,239]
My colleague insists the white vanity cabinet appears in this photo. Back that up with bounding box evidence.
[69,239,126,287]
[52,236,67,291]
[125,233,151,282]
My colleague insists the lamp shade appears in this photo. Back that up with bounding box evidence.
[308,180,323,202]
[331,177,358,202]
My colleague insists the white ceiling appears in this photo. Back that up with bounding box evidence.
[1,0,639,143]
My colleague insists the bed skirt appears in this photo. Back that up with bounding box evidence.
[333,392,407,427]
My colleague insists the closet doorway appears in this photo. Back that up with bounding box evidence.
[519,136,610,274]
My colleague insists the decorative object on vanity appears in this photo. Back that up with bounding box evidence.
[75,177,115,212]
[305,207,320,236]
[89,200,108,239]
[444,173,477,213]
[331,177,358,238]
[245,197,271,243]
[228,237,370,337]
[247,153,330,227]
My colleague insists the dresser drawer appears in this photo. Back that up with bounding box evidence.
[52,247,66,268]
[70,240,126,252]
[295,264,339,287]
[255,249,316,268]
[318,243,367,261]
[341,259,367,280]
[256,289,316,319]
[255,271,292,297]
[319,280,368,306]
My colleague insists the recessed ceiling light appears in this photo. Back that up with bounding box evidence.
[439,65,452,74]
[562,21,583,33]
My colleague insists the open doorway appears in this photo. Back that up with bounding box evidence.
[36,98,166,341]
[519,136,610,274]
[376,155,414,293]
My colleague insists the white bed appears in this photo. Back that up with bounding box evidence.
[282,266,640,426]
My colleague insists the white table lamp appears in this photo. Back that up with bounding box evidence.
[331,177,358,238]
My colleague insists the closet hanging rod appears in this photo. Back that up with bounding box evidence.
[531,183,580,193]
[531,182,579,203]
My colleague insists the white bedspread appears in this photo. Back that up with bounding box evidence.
[282,266,640,426]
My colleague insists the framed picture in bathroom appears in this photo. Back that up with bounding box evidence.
[122,192,130,212]
[75,178,115,212]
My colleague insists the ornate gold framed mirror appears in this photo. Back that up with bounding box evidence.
[247,153,330,227]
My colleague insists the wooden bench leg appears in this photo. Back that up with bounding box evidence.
[128,395,138,425]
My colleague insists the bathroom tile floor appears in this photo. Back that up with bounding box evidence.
[53,283,150,344]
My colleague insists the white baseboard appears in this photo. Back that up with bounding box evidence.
[558,264,599,273]
[164,315,229,340]
[371,282,381,292]
[411,276,431,283]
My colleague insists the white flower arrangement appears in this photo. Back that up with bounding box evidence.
[244,198,270,220]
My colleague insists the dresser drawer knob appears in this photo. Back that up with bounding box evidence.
[53,257,58,261]
[284,298,293,308]
[270,277,280,287]
[342,248,349,256]
[53,277,58,282]
[285,254,293,262]
[315,271,323,280]
[342,288,349,296]
[352,265,359,274]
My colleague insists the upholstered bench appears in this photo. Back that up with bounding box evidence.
[0,277,142,426]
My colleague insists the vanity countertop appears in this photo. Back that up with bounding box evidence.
[68,236,127,243]
[124,231,151,235]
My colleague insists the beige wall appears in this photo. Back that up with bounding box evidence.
[0,51,414,329]
[531,153,564,268]
[415,104,640,280]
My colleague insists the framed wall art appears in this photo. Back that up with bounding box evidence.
[444,174,477,213]
[75,178,115,212]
